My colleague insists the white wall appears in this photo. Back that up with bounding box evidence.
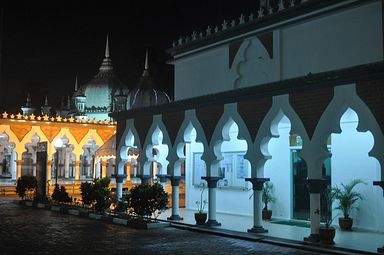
[174,47,230,101]
[282,1,383,79]
[264,116,292,220]
[331,109,383,232]
[173,1,383,100]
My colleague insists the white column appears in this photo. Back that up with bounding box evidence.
[310,193,321,237]
[75,161,80,180]
[202,176,221,226]
[64,148,70,178]
[167,176,183,221]
[253,190,262,227]
[207,187,217,223]
[246,177,269,233]
[116,181,123,200]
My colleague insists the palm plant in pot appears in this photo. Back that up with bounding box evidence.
[319,186,337,245]
[334,179,365,231]
[195,183,207,225]
[262,181,276,221]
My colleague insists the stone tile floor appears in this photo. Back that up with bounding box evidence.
[158,208,384,254]
[0,197,336,255]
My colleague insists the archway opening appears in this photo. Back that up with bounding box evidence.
[0,132,16,182]
[328,108,381,231]
[215,120,251,216]
[184,126,206,212]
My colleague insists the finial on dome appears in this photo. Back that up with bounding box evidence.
[44,96,49,106]
[105,34,110,58]
[74,75,78,91]
[26,93,31,107]
[145,49,149,70]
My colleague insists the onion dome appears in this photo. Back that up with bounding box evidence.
[73,35,129,114]
[128,50,171,109]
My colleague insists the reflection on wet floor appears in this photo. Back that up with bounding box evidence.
[0,197,324,255]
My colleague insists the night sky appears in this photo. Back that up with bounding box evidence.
[0,2,258,113]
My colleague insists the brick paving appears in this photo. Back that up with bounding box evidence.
[0,197,334,255]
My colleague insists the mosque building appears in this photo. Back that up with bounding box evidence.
[0,35,171,196]
[111,0,384,248]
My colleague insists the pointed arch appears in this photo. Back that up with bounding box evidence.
[313,84,384,178]
[142,115,170,176]
[116,119,142,176]
[207,103,252,176]
[169,109,208,176]
[251,94,309,177]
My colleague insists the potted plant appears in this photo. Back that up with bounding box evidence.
[262,181,276,220]
[319,186,337,244]
[194,183,207,225]
[334,179,366,231]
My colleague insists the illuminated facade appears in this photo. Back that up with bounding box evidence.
[0,112,116,185]
[112,0,384,243]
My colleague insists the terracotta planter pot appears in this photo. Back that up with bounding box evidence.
[194,212,207,225]
[262,210,272,221]
[319,227,336,245]
[339,217,353,231]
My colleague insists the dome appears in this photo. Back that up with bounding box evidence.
[128,51,171,109]
[73,36,129,114]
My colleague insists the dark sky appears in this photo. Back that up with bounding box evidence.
[0,2,258,113]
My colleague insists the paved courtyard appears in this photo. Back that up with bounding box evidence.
[0,197,341,255]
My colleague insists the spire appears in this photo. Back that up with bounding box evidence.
[74,75,78,91]
[105,34,110,58]
[141,49,151,77]
[41,96,51,116]
[26,93,32,107]
[97,34,114,75]
[145,49,149,70]
[67,95,71,110]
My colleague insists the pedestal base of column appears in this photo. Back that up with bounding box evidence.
[167,215,183,221]
[304,234,320,243]
[377,247,384,253]
[247,226,268,233]
[205,220,221,227]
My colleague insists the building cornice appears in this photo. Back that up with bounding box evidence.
[110,61,384,120]
[166,0,373,59]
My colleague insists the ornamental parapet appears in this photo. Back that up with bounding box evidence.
[1,112,116,126]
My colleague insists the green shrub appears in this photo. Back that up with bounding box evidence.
[127,182,168,221]
[51,185,72,204]
[15,176,37,200]
[80,181,94,206]
[80,177,112,212]
[93,177,112,212]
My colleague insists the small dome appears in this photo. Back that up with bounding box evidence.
[128,50,171,109]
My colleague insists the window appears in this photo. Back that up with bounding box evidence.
[218,152,248,189]
[193,152,205,185]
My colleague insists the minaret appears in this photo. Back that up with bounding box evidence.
[41,96,51,116]
[73,75,86,116]
[21,93,35,115]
